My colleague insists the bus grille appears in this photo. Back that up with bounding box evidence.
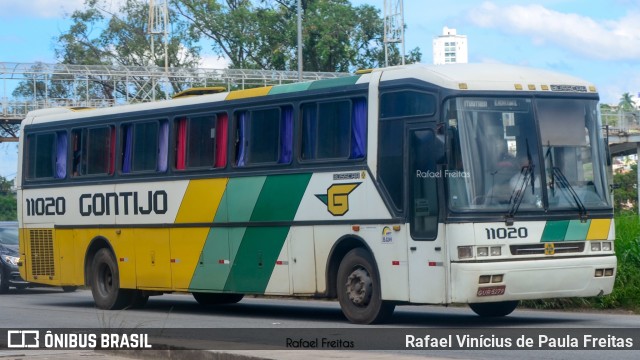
[510,242,585,256]
[29,229,55,277]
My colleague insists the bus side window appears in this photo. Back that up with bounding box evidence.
[25,132,66,180]
[121,120,165,173]
[300,98,366,161]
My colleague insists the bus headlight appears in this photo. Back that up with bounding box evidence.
[458,246,473,259]
[601,242,612,251]
[591,242,601,252]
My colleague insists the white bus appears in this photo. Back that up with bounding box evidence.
[17,63,615,324]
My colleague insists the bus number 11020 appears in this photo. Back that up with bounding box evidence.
[485,227,528,240]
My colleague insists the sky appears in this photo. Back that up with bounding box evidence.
[1,0,640,179]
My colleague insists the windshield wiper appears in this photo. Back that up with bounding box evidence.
[505,140,535,225]
[505,164,533,225]
[552,167,588,222]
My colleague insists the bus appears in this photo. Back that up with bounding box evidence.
[16,63,615,324]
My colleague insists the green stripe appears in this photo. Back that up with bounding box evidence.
[227,177,266,222]
[190,174,312,294]
[189,177,266,291]
[225,174,312,293]
[564,219,591,241]
[307,76,360,90]
[541,220,570,242]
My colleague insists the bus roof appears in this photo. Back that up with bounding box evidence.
[23,63,597,126]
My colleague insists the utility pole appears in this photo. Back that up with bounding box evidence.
[297,0,303,82]
[383,0,405,67]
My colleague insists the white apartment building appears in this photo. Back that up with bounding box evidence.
[433,26,468,64]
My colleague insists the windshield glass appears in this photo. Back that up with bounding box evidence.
[445,97,543,211]
[445,96,610,213]
[0,227,19,245]
[538,99,610,210]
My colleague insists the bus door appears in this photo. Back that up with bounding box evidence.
[407,125,447,303]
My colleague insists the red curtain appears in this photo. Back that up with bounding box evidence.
[215,113,228,168]
[176,118,187,170]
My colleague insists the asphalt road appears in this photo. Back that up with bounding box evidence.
[0,287,639,360]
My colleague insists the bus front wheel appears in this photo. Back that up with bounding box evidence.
[337,248,395,324]
[90,248,132,310]
[469,300,519,317]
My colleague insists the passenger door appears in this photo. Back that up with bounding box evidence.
[407,126,447,303]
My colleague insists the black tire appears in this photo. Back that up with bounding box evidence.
[62,286,78,293]
[469,300,519,317]
[192,292,244,305]
[128,290,149,309]
[0,269,9,294]
[337,248,395,324]
[90,248,132,310]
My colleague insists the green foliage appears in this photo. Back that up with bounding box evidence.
[613,164,638,214]
[0,176,17,221]
[174,0,421,72]
[13,0,201,102]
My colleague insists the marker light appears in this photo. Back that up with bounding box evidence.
[477,247,489,257]
[458,246,473,259]
[490,246,502,256]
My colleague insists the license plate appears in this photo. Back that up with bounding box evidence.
[477,285,506,297]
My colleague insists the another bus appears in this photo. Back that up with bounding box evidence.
[16,64,615,324]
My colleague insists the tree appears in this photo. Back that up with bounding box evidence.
[13,0,201,102]
[0,176,16,221]
[613,164,638,214]
[174,0,421,72]
[618,93,637,112]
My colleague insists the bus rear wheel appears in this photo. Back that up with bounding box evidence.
[337,248,395,324]
[192,292,244,305]
[469,300,519,317]
[91,248,132,310]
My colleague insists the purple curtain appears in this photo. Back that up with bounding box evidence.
[236,112,247,166]
[55,131,67,179]
[157,121,169,172]
[279,106,293,164]
[350,98,367,159]
[122,125,133,173]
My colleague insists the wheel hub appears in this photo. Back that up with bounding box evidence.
[346,268,372,306]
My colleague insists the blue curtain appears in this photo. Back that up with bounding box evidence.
[302,106,317,159]
[350,98,367,159]
[236,112,247,166]
[279,106,293,164]
[55,131,67,179]
[122,125,133,173]
[157,121,169,172]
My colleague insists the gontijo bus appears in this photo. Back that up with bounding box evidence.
[16,64,615,324]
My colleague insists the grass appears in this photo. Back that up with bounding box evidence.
[522,214,640,313]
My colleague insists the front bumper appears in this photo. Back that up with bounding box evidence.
[450,255,617,303]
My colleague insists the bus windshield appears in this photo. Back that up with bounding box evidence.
[445,97,610,213]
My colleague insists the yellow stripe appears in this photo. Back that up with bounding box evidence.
[586,219,611,240]
[175,178,228,223]
[170,227,211,290]
[225,86,272,100]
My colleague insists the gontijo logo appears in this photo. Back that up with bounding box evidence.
[315,183,361,216]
